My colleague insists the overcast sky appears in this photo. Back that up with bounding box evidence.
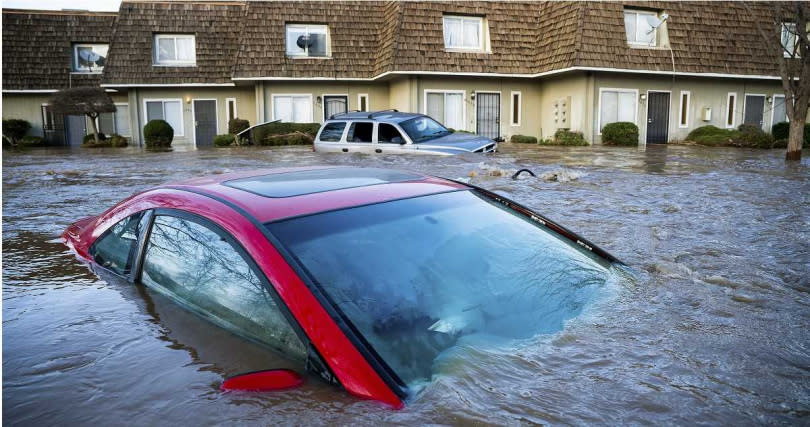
[2,0,121,12]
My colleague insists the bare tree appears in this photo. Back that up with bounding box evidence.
[746,2,809,161]
[48,87,116,144]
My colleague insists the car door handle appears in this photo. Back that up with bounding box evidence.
[342,148,348,153]
[375,149,382,153]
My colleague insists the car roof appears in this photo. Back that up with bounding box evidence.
[325,110,424,124]
[158,166,468,223]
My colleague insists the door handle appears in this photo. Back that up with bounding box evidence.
[342,148,348,153]
[375,149,382,153]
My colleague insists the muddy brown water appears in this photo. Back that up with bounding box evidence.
[3,144,809,425]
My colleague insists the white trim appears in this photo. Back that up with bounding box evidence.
[442,15,486,52]
[423,89,467,131]
[357,93,369,112]
[226,97,238,122]
[643,90,671,143]
[510,91,522,126]
[771,94,787,128]
[153,34,196,66]
[270,93,314,123]
[474,90,501,137]
[725,92,738,128]
[231,66,784,82]
[142,98,185,137]
[191,98,219,146]
[743,93,767,129]
[321,93,349,121]
[2,89,60,93]
[678,90,691,128]
[596,87,639,135]
[100,83,235,88]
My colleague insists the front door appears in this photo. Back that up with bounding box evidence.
[646,92,670,144]
[324,96,348,121]
[744,95,765,129]
[193,100,217,147]
[476,92,500,140]
[65,115,86,146]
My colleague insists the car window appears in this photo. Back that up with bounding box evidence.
[400,116,451,143]
[378,123,406,144]
[318,121,346,142]
[346,122,373,143]
[141,214,307,361]
[89,211,148,276]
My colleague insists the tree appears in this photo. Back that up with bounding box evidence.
[745,2,810,161]
[48,87,116,144]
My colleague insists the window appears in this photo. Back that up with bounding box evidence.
[145,99,184,136]
[624,9,657,46]
[443,15,485,51]
[425,91,465,130]
[772,95,788,127]
[782,23,798,58]
[72,44,108,72]
[726,92,737,128]
[678,91,690,128]
[318,121,346,142]
[286,24,329,57]
[378,123,405,144]
[226,98,237,122]
[154,34,196,65]
[400,116,452,143]
[510,91,521,126]
[346,122,373,143]
[98,104,131,137]
[272,95,312,123]
[598,89,637,133]
[89,212,148,276]
[358,94,369,112]
[142,215,307,360]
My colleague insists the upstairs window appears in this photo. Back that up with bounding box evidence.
[286,24,329,57]
[782,23,798,57]
[624,9,658,46]
[73,44,108,72]
[443,15,485,51]
[154,34,196,66]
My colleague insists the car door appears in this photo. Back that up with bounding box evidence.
[344,121,375,153]
[376,123,411,154]
[315,121,348,153]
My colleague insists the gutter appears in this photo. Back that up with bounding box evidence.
[100,83,236,88]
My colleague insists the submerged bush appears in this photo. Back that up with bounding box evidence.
[251,122,319,145]
[772,121,790,140]
[510,134,538,144]
[143,119,174,148]
[20,135,45,146]
[686,125,739,146]
[109,134,128,147]
[552,129,589,146]
[601,122,639,146]
[260,132,314,146]
[228,118,250,135]
[214,134,236,147]
[83,132,107,144]
[736,124,774,149]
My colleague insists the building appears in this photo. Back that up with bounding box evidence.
[1,1,798,148]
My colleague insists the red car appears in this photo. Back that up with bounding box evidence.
[63,166,620,408]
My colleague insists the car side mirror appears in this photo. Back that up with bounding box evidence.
[220,369,304,392]
[392,136,404,145]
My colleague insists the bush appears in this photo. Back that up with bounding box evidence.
[2,119,32,144]
[109,134,128,147]
[510,134,538,144]
[736,124,774,149]
[805,123,810,144]
[260,132,314,146]
[772,121,790,140]
[601,122,639,146]
[552,129,589,146]
[214,134,236,147]
[143,119,174,148]
[20,135,45,146]
[251,122,320,145]
[83,132,107,143]
[228,118,250,135]
[685,125,739,146]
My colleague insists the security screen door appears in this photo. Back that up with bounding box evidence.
[193,100,217,147]
[476,92,500,140]
[646,92,670,144]
[324,96,348,120]
[744,95,766,129]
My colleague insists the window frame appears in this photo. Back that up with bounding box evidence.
[510,91,522,126]
[96,102,131,137]
[345,121,375,144]
[316,121,349,142]
[781,23,799,58]
[597,87,639,135]
[89,210,152,279]
[771,94,788,128]
[624,9,658,47]
[678,90,690,128]
[271,94,314,123]
[285,24,331,58]
[442,15,486,51]
[143,98,185,136]
[72,43,108,72]
[725,92,737,129]
[423,89,467,131]
[357,93,369,112]
[153,34,197,66]
[743,93,767,129]
[226,98,238,123]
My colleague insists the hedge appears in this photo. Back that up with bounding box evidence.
[510,134,538,144]
[214,134,236,147]
[143,119,174,148]
[551,129,588,146]
[601,122,639,146]
[228,118,250,135]
[253,122,320,146]
[686,125,775,148]
[260,132,314,146]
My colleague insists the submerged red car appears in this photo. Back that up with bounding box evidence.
[63,166,621,408]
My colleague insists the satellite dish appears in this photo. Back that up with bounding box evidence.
[296,35,313,49]
[646,13,669,30]
[80,50,101,62]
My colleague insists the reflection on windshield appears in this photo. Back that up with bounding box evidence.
[400,116,452,143]
[268,190,613,387]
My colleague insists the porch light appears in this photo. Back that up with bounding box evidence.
[316,96,322,104]
[185,95,191,104]
[640,93,646,101]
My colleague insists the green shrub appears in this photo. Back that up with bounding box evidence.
[805,123,810,144]
[553,129,589,146]
[214,134,236,147]
[20,135,45,146]
[686,125,739,146]
[2,119,32,144]
[510,134,538,144]
[228,118,250,135]
[736,124,774,148]
[772,121,790,140]
[601,122,639,146]
[143,119,174,148]
[109,134,128,147]
[83,132,107,143]
[260,132,314,146]
[251,122,320,146]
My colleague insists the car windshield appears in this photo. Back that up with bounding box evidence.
[399,116,452,143]
[267,190,614,388]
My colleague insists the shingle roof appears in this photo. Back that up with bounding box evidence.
[2,9,116,90]
[102,1,245,85]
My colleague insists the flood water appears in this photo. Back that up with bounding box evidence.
[3,144,809,425]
